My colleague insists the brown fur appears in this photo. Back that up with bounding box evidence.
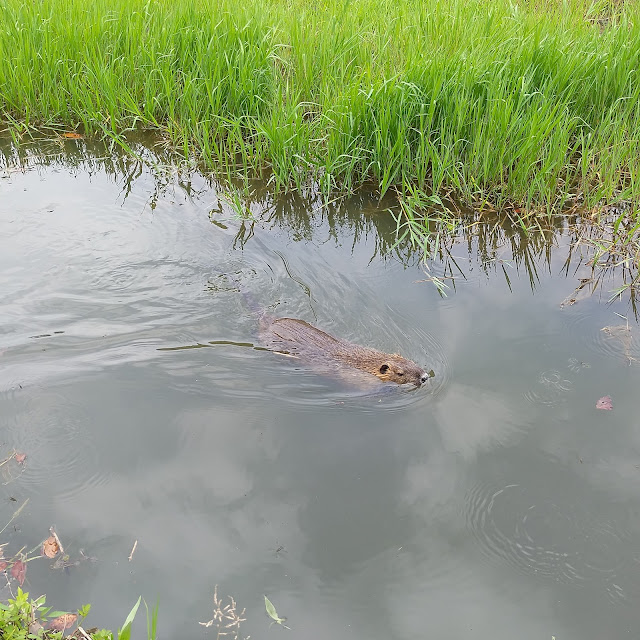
[260,317,428,386]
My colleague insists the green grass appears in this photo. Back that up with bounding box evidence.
[1,0,640,237]
[0,590,155,640]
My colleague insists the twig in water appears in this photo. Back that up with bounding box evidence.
[128,540,138,562]
[49,526,64,555]
[77,626,93,640]
[0,499,28,536]
[0,453,16,469]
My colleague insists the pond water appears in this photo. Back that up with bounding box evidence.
[1,139,639,639]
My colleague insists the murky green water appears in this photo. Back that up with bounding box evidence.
[1,140,639,639]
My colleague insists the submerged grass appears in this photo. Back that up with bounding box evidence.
[1,0,640,254]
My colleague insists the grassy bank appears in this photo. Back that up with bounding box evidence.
[0,585,248,640]
[0,590,151,640]
[1,0,640,218]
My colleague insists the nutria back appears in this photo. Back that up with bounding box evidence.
[261,316,429,386]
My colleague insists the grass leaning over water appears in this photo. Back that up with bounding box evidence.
[0,591,156,640]
[1,0,639,263]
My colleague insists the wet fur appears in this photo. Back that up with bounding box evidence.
[260,316,427,386]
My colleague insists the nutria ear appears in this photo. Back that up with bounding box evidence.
[379,364,390,374]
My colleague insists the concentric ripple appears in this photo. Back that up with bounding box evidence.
[523,369,573,406]
[5,390,111,502]
[590,324,639,365]
[465,481,633,602]
[193,267,451,410]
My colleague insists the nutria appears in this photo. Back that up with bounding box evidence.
[260,316,429,387]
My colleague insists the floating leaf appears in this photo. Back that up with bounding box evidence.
[14,452,26,464]
[49,613,78,631]
[11,560,26,585]
[596,395,613,410]
[42,535,60,558]
[264,595,278,620]
[61,132,83,139]
[0,561,7,571]
[264,595,290,629]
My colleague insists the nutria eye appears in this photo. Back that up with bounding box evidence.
[379,364,389,373]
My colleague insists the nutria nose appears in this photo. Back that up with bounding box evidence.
[420,372,429,384]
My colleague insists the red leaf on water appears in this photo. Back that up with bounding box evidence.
[14,452,26,464]
[596,395,613,410]
[61,132,83,139]
[0,561,7,571]
[11,560,26,585]
[48,613,78,631]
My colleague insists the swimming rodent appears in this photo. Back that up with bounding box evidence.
[228,275,429,387]
[260,315,430,387]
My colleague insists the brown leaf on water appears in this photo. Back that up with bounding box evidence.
[61,132,83,139]
[42,535,60,558]
[48,613,77,631]
[11,560,26,585]
[0,561,7,571]
[14,452,26,464]
[596,395,613,410]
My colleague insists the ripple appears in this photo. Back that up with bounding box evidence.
[589,324,639,365]
[5,390,112,502]
[558,291,599,336]
[559,297,640,366]
[254,356,440,413]
[465,481,632,601]
[196,265,451,411]
[567,357,591,373]
[523,369,573,407]
[414,327,449,397]
[160,342,435,413]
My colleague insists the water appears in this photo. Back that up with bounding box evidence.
[1,139,640,639]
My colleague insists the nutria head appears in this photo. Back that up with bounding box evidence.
[376,355,430,386]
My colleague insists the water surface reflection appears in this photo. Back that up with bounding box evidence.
[0,139,639,640]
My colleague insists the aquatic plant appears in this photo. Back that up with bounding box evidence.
[0,590,155,640]
[264,594,290,630]
[199,585,249,639]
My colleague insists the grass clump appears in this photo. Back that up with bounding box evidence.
[0,590,155,640]
[1,0,640,231]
